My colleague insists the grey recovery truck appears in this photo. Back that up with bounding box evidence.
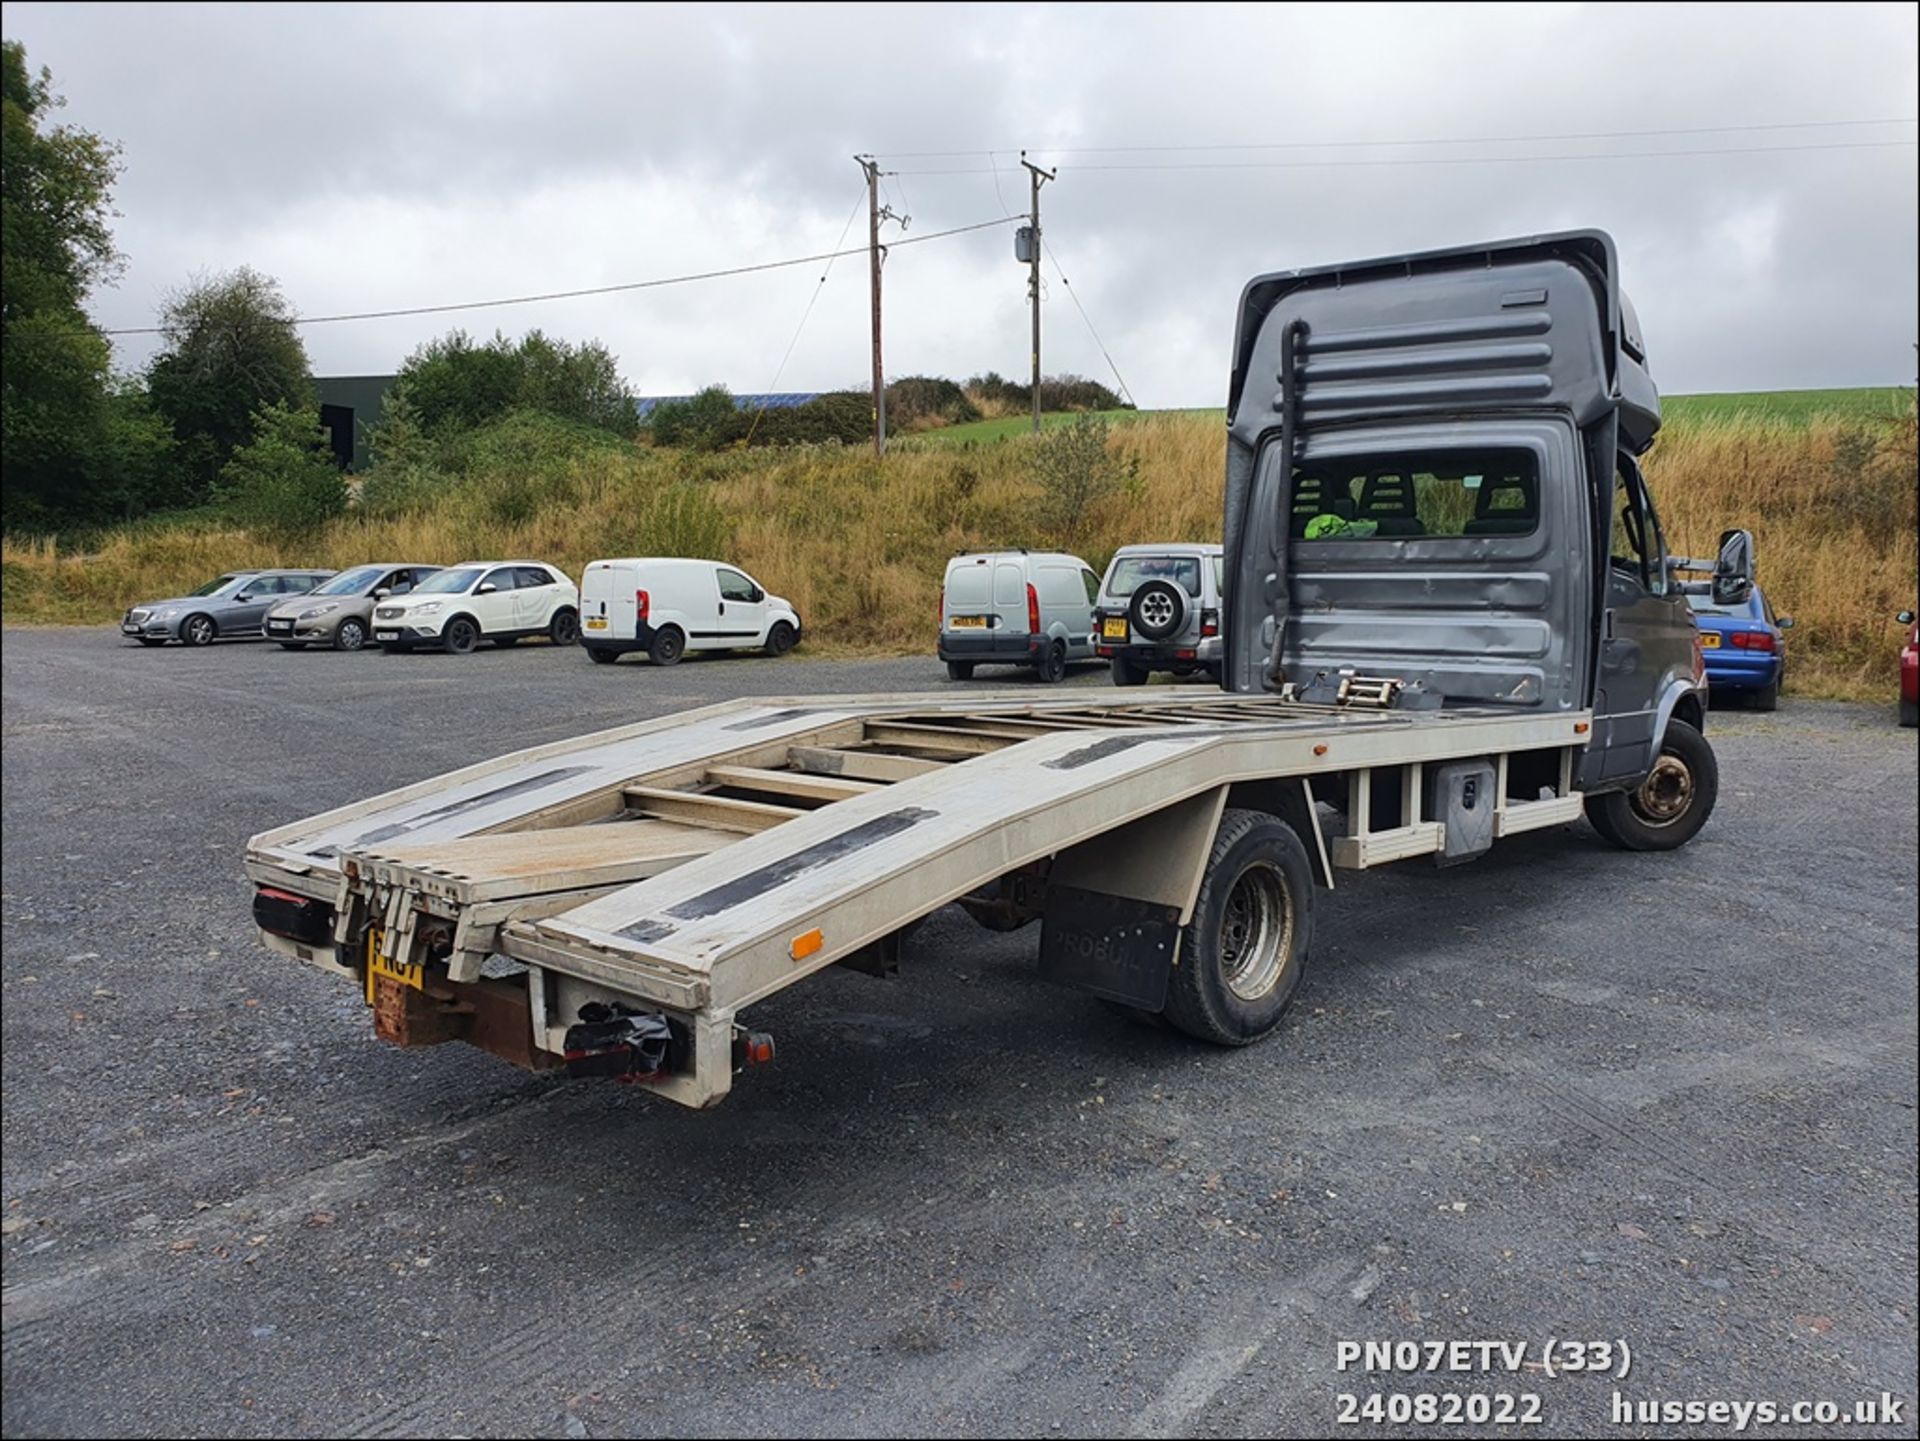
[247,230,1746,1108]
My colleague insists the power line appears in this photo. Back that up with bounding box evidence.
[742,188,867,446]
[875,115,1918,159]
[73,214,1026,338]
[892,138,1916,175]
[1041,237,1134,409]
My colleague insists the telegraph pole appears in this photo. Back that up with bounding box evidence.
[1021,152,1055,435]
[856,155,888,456]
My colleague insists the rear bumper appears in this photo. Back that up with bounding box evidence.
[1095,636,1222,666]
[1901,649,1918,703]
[582,619,656,656]
[1703,653,1781,689]
[939,632,1038,662]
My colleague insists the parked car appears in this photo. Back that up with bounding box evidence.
[121,569,334,648]
[264,563,440,652]
[1683,583,1792,710]
[1094,542,1224,686]
[371,561,579,654]
[1898,608,1917,728]
[577,557,801,667]
[939,549,1100,683]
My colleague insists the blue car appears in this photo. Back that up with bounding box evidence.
[1685,585,1792,711]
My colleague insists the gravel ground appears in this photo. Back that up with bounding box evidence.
[3,627,1915,1439]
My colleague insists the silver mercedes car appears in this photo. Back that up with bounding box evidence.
[121,569,334,647]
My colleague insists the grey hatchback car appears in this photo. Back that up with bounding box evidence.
[121,570,334,647]
[263,562,439,652]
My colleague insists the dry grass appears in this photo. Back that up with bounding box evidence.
[4,406,1912,698]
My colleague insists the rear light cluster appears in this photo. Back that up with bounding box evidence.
[1200,609,1220,638]
[636,589,650,622]
[1728,630,1775,651]
[1026,583,1040,635]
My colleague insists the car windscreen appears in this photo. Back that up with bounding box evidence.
[310,565,386,597]
[1108,556,1202,597]
[190,574,247,597]
[411,567,484,595]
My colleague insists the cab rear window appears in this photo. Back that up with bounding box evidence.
[1291,451,1540,541]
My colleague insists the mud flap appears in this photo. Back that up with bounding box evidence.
[1037,884,1180,1011]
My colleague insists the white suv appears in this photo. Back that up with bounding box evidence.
[1094,543,1225,686]
[373,561,580,654]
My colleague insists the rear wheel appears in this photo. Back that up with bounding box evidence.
[1034,640,1068,684]
[549,608,580,646]
[443,617,480,655]
[586,647,618,665]
[180,614,216,648]
[945,660,975,681]
[333,618,367,652]
[764,620,797,656]
[1110,655,1149,687]
[1162,809,1313,1046]
[649,625,686,666]
[1586,719,1718,851]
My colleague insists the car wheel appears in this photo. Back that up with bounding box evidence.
[137,637,167,648]
[1750,679,1779,712]
[764,621,797,657]
[1034,640,1068,683]
[1161,809,1313,1046]
[443,617,480,655]
[333,618,368,652]
[586,647,618,665]
[1585,719,1719,852]
[1128,580,1188,642]
[945,660,975,681]
[549,609,580,646]
[649,625,686,666]
[1110,655,1149,687]
[180,614,216,647]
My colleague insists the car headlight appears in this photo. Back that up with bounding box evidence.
[153,607,179,620]
[411,602,444,616]
[297,602,341,620]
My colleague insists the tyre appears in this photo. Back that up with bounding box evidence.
[1129,580,1187,641]
[1034,640,1068,683]
[586,647,618,665]
[1750,679,1779,712]
[137,637,167,648]
[764,620,797,657]
[277,642,306,651]
[1585,718,1718,852]
[1110,655,1149,687]
[1161,809,1313,1046]
[333,618,367,653]
[180,614,216,648]
[945,660,976,681]
[649,625,686,666]
[1901,696,1918,729]
[549,608,580,646]
[443,616,480,655]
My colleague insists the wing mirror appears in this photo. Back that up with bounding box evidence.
[749,587,765,603]
[1899,610,1916,625]
[371,587,390,600]
[477,582,497,595]
[1710,527,1755,607]
[234,592,253,602]
[1778,616,1794,630]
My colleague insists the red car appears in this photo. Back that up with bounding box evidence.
[1900,608,1918,728]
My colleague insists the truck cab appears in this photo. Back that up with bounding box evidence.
[1222,230,1732,843]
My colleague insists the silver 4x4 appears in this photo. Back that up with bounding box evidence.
[1095,543,1225,686]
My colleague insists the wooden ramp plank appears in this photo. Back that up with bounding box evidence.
[786,746,950,782]
[624,786,807,833]
[350,818,734,903]
[703,764,883,802]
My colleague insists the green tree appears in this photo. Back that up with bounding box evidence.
[647,384,738,448]
[147,266,312,496]
[1031,413,1131,546]
[0,39,160,528]
[396,327,637,435]
[215,400,346,540]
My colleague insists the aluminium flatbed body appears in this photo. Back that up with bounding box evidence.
[248,687,1591,1107]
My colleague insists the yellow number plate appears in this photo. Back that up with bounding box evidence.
[364,929,423,1003]
[1102,617,1129,639]
[949,616,988,629]
[585,616,608,630]
[1699,632,1721,649]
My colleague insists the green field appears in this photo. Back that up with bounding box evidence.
[901,388,1909,446]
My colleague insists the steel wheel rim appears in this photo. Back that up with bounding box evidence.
[1631,754,1694,827]
[1140,591,1175,629]
[1220,860,1294,1001]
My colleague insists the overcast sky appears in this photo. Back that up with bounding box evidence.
[7,2,1916,406]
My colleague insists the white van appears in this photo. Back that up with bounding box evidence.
[578,558,802,666]
[938,549,1101,683]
